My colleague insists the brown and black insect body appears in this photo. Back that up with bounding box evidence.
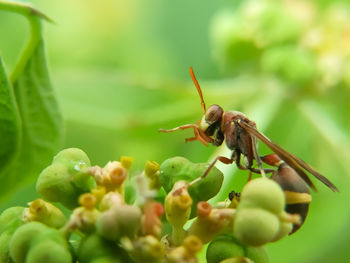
[159,67,338,193]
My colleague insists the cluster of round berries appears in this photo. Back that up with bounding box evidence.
[0,149,305,263]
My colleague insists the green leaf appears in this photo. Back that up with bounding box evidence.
[3,39,64,193]
[0,58,21,174]
[0,2,63,199]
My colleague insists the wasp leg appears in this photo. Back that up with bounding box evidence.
[252,135,266,178]
[201,155,235,179]
[235,150,274,175]
[159,124,213,146]
[187,155,235,188]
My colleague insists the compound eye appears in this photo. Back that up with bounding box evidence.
[205,104,223,124]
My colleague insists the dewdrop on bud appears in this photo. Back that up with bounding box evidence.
[23,199,66,228]
[36,148,95,209]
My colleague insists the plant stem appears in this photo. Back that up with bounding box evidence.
[171,225,187,246]
[0,0,51,83]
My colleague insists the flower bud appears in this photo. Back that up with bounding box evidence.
[165,182,193,245]
[206,235,245,263]
[207,235,268,263]
[245,246,269,263]
[65,193,99,234]
[183,235,203,256]
[91,186,107,205]
[270,221,293,242]
[142,201,164,237]
[100,191,124,211]
[145,160,161,189]
[97,205,142,241]
[9,222,48,263]
[91,161,128,194]
[220,257,253,263]
[53,147,90,164]
[160,157,223,217]
[22,199,66,228]
[36,148,95,209]
[9,222,71,263]
[0,207,25,262]
[0,207,25,233]
[240,178,285,215]
[132,235,165,263]
[25,240,72,263]
[77,234,132,263]
[261,46,316,86]
[189,202,235,244]
[233,208,279,246]
[120,156,134,170]
[165,182,193,229]
[166,235,202,263]
[0,231,12,262]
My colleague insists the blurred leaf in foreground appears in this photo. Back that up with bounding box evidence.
[0,1,63,200]
[0,58,21,175]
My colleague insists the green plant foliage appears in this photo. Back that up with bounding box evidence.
[10,38,63,185]
[0,0,63,200]
[0,58,20,175]
[1,0,350,262]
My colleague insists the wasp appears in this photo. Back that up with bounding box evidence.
[159,67,338,192]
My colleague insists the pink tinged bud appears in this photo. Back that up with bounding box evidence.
[142,202,164,237]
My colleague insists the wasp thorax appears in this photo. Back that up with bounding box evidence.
[205,104,223,125]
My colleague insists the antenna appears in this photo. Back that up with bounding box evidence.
[189,67,206,114]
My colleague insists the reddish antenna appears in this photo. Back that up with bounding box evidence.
[190,67,206,114]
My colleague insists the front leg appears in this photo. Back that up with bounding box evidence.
[159,123,213,146]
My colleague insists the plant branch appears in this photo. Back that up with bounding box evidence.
[0,0,52,83]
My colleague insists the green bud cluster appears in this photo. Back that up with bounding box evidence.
[160,156,224,217]
[233,178,294,246]
[1,149,309,263]
[9,222,72,263]
[36,148,96,209]
[206,235,268,263]
[210,0,350,90]
[0,207,25,262]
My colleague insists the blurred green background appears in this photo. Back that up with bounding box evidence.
[1,0,350,262]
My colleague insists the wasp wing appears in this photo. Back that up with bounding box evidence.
[240,121,339,192]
